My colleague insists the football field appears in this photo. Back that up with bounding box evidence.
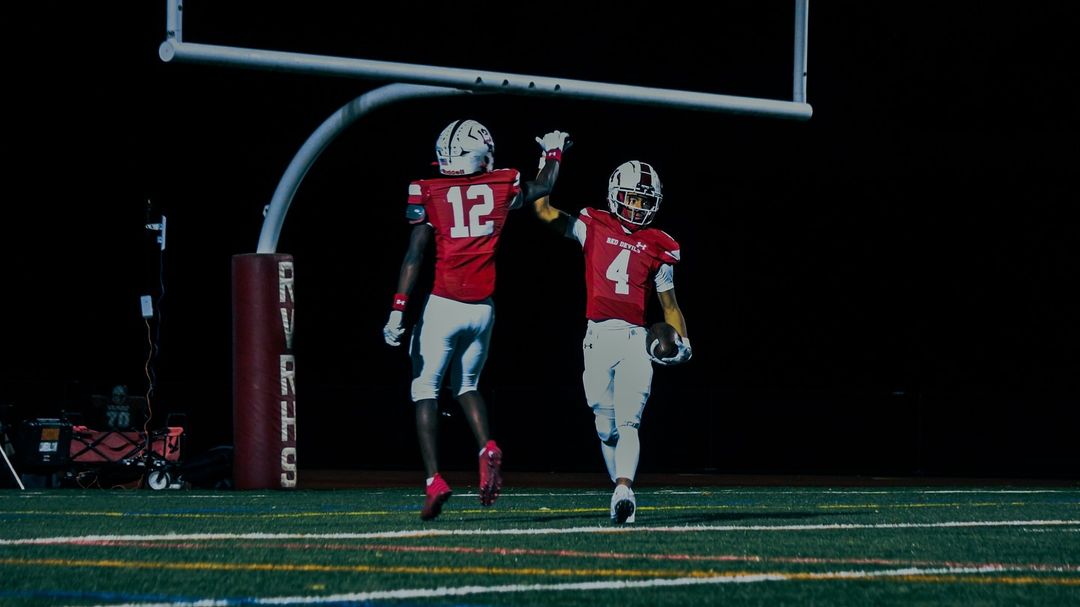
[1,484,1078,606]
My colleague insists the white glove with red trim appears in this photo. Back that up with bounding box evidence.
[535,130,570,169]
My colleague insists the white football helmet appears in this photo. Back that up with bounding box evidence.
[435,119,495,176]
[608,160,663,228]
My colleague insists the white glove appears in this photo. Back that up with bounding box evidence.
[657,336,692,366]
[536,130,569,152]
[535,130,570,169]
[383,310,405,347]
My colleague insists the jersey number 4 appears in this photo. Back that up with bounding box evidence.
[446,185,494,238]
[606,249,631,295]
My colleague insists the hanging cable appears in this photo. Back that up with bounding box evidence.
[143,316,155,437]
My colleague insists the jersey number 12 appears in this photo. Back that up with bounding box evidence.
[446,185,494,238]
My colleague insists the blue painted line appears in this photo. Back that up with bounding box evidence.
[0,589,208,603]
[1039,498,1080,505]
[0,591,497,607]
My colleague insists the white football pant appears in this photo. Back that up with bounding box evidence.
[410,294,494,402]
[581,319,653,482]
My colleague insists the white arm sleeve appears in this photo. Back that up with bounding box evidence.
[567,216,587,246]
[654,263,675,293]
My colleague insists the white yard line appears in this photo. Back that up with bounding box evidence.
[73,564,1080,607]
[8,519,1080,545]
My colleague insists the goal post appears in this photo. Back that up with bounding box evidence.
[162,0,811,489]
[232,254,296,489]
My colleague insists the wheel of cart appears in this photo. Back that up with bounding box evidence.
[145,467,173,490]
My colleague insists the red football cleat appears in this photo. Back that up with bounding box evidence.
[478,440,503,507]
[420,473,452,521]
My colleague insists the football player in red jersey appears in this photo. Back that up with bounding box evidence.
[533,136,692,524]
[384,119,565,520]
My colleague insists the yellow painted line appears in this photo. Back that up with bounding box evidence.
[458,502,1042,515]
[0,557,726,579]
[818,502,1032,510]
[0,506,708,518]
[457,506,610,515]
[6,556,1080,587]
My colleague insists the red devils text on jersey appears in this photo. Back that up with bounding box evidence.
[407,169,522,302]
[576,208,680,326]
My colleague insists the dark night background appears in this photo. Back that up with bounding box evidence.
[3,3,1077,481]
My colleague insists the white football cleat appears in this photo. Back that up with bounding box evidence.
[610,485,636,524]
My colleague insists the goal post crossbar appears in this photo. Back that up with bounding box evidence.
[159,1,811,122]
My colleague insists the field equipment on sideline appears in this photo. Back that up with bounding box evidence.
[16,417,185,490]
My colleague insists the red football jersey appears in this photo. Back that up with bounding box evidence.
[576,208,681,326]
[408,169,522,302]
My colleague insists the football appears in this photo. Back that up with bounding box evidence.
[647,322,678,359]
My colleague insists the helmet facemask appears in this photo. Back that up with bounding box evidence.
[607,161,663,228]
[609,190,661,227]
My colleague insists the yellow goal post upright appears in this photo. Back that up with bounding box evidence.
[158,0,811,489]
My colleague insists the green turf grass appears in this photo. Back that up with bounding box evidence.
[1,486,1078,606]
